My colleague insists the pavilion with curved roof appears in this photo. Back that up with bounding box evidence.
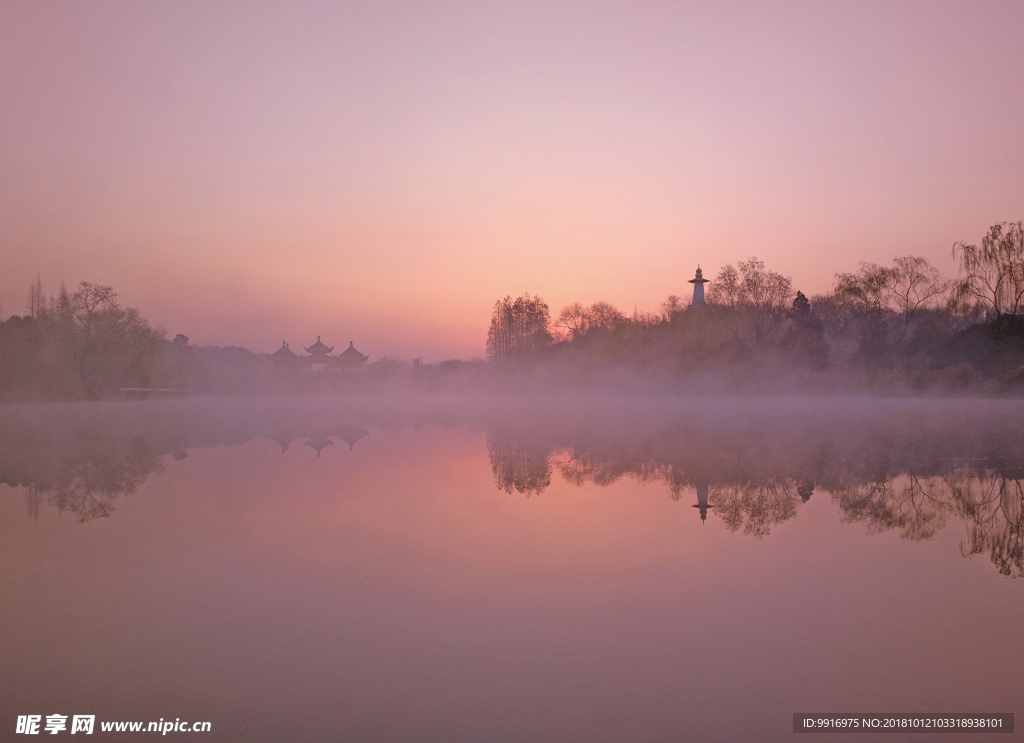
[335,341,368,373]
[268,337,369,375]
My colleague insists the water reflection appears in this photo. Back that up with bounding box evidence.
[18,440,165,523]
[266,420,368,454]
[482,400,1024,576]
[0,403,370,520]
[2,398,1022,576]
[487,429,551,496]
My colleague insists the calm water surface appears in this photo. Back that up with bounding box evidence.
[1,396,1022,742]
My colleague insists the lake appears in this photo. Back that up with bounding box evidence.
[1,396,1021,741]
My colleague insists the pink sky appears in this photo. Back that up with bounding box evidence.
[2,1,1022,359]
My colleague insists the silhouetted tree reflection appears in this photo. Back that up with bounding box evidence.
[711,476,803,538]
[0,403,371,521]
[5,430,165,522]
[487,430,552,496]
[49,445,164,521]
[551,449,662,489]
[828,472,949,541]
[948,472,1024,577]
[544,444,812,538]
[483,399,1024,575]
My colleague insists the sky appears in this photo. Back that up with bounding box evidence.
[1,0,1022,360]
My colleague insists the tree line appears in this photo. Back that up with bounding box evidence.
[3,221,1022,398]
[485,221,1024,390]
[0,279,277,399]
[0,280,165,399]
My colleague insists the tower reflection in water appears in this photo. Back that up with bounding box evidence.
[692,481,711,523]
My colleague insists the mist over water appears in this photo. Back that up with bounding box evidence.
[1,395,1021,741]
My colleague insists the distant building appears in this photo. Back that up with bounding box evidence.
[334,341,368,373]
[268,337,369,375]
[303,336,334,374]
[688,266,709,307]
[269,341,300,370]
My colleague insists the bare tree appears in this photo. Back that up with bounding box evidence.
[829,262,892,362]
[64,283,164,395]
[25,274,44,319]
[707,257,793,348]
[952,221,1024,319]
[53,282,72,319]
[708,263,741,307]
[554,302,589,339]
[553,301,626,342]
[660,294,689,323]
[888,256,951,342]
[71,282,118,328]
[585,301,626,332]
[486,294,551,361]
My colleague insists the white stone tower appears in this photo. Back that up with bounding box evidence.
[688,266,709,307]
